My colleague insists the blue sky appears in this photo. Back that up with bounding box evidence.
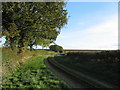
[55,2,118,50]
[0,2,118,50]
[67,0,119,2]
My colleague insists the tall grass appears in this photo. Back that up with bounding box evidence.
[2,48,55,77]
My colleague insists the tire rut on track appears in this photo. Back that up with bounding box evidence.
[52,59,115,88]
[45,58,118,88]
[45,58,84,88]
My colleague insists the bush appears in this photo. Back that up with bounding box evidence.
[49,45,63,53]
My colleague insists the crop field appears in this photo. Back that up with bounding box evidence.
[63,49,106,53]
[48,50,120,88]
[2,56,70,89]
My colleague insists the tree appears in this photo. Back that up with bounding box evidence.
[2,2,68,55]
[2,3,21,49]
[49,45,63,53]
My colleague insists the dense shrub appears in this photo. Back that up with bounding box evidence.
[49,45,63,53]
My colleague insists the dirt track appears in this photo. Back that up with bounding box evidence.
[45,59,84,88]
[45,58,116,88]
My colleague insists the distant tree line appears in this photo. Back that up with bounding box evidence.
[1,2,68,55]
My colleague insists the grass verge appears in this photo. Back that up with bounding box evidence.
[2,48,55,77]
[2,56,70,89]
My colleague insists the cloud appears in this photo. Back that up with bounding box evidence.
[56,15,118,50]
[79,22,85,26]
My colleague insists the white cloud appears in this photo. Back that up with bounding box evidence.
[79,22,85,26]
[56,15,118,50]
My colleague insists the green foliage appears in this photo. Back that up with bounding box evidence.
[2,2,68,54]
[2,47,55,77]
[3,56,70,88]
[49,45,63,53]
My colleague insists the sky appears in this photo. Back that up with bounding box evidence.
[55,2,118,50]
[0,1,119,50]
[67,0,119,2]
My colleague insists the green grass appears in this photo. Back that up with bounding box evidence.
[2,48,55,77]
[3,56,70,88]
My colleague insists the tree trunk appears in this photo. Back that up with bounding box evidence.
[17,34,25,59]
[29,40,35,51]
[9,37,15,50]
[10,42,14,50]
[30,44,33,51]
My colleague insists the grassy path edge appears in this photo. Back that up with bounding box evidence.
[2,55,70,88]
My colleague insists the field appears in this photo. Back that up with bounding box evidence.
[48,50,120,88]
[64,49,105,53]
